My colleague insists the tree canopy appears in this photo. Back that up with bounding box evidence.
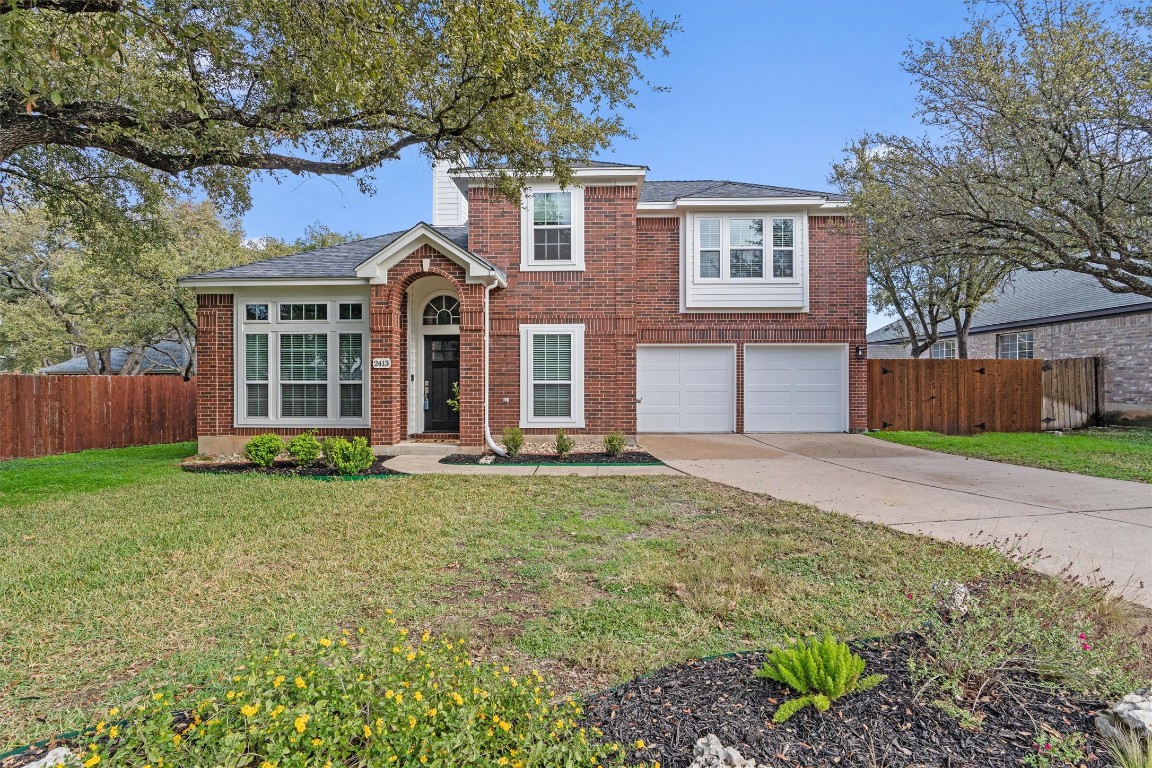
[838,0,1152,298]
[1,0,676,229]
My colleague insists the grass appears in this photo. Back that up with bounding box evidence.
[869,427,1152,483]
[0,443,1144,750]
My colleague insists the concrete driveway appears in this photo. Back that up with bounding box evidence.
[643,433,1152,606]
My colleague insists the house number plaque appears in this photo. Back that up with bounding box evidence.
[371,358,392,369]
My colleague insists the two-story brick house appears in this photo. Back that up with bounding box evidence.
[182,161,866,455]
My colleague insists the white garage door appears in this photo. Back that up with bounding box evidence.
[745,345,847,432]
[637,346,735,432]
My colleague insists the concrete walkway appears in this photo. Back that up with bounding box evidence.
[643,434,1152,606]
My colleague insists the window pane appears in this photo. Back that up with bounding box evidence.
[729,218,764,247]
[338,303,363,320]
[533,383,572,418]
[422,295,460,325]
[339,334,362,381]
[533,192,572,225]
[699,219,721,249]
[340,384,363,418]
[533,334,572,381]
[533,227,572,261]
[772,218,794,248]
[772,249,794,278]
[281,384,327,417]
[1018,332,1034,359]
[279,303,327,321]
[280,334,327,381]
[246,383,268,418]
[245,334,268,381]
[245,304,269,321]
[730,249,764,278]
[699,250,721,278]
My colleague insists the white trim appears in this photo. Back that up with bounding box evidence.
[520,184,586,272]
[355,223,505,287]
[233,294,370,429]
[635,197,848,212]
[184,278,365,288]
[519,323,586,429]
[743,343,849,433]
[454,166,647,181]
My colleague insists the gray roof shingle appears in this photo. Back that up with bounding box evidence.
[640,180,847,203]
[867,269,1152,344]
[40,339,189,374]
[185,225,469,282]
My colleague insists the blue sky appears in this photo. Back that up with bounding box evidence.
[240,0,973,330]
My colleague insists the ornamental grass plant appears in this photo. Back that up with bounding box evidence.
[79,624,633,768]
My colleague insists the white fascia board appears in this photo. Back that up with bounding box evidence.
[636,197,841,212]
[179,278,366,289]
[456,168,647,186]
[354,223,506,287]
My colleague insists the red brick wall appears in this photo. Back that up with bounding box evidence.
[196,294,234,438]
[468,188,869,434]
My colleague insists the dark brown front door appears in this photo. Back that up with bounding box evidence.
[423,335,460,432]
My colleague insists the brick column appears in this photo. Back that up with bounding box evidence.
[195,293,234,438]
[370,284,404,447]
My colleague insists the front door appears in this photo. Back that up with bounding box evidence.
[423,335,460,432]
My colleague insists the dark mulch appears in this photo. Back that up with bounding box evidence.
[441,451,662,465]
[181,457,402,477]
[585,634,1109,768]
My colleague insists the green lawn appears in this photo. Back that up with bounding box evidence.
[0,444,1143,751]
[870,428,1152,483]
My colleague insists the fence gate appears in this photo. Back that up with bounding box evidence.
[868,358,1043,434]
[1041,358,1103,430]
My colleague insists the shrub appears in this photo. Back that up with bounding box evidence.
[1022,732,1088,768]
[243,433,285,468]
[1105,730,1152,768]
[80,627,631,768]
[554,429,574,457]
[502,426,524,458]
[286,430,322,465]
[603,432,627,458]
[755,634,886,722]
[447,381,460,413]
[322,436,374,475]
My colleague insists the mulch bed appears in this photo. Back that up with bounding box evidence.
[181,457,403,477]
[584,633,1109,768]
[441,451,663,465]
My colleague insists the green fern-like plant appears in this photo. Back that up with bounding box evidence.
[755,634,886,723]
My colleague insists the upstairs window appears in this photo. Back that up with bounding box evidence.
[521,186,585,271]
[694,215,799,280]
[930,339,957,359]
[997,331,1034,359]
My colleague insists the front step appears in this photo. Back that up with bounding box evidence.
[379,441,480,456]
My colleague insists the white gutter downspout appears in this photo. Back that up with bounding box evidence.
[483,280,507,456]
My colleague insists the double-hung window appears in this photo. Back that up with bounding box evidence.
[997,331,1034,359]
[521,186,585,271]
[519,324,585,428]
[237,299,369,425]
[694,215,799,280]
[930,339,957,359]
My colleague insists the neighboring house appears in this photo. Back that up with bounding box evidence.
[39,340,190,376]
[867,269,1152,423]
[180,161,866,454]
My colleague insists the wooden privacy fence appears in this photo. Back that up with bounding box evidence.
[0,374,197,459]
[1042,357,1103,431]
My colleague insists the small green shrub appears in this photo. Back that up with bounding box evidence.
[322,436,374,475]
[243,433,285,468]
[1105,730,1152,768]
[603,432,627,458]
[79,627,631,768]
[447,381,460,413]
[286,430,322,465]
[502,426,524,458]
[1022,731,1088,768]
[554,429,575,457]
[755,634,886,722]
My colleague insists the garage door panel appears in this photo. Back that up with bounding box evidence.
[744,345,846,433]
[637,346,734,433]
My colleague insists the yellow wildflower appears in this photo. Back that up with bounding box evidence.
[408,716,417,729]
[274,675,284,687]
[421,631,431,642]
[385,689,394,699]
[414,691,424,702]
[241,703,259,718]
[319,638,332,647]
[363,724,373,738]
[295,677,306,689]
[312,738,323,746]
[406,652,417,661]
[294,713,310,733]
[498,759,509,766]
[108,708,119,717]
[452,693,464,705]
[399,628,409,636]
[636,740,646,749]
[426,708,437,718]
[108,727,119,739]
[83,756,100,768]
[96,722,106,733]
[499,721,511,732]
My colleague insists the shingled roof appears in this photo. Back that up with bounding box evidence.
[640,180,847,203]
[868,269,1152,344]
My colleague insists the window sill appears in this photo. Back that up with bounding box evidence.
[234,418,371,429]
[519,260,586,272]
[519,417,586,430]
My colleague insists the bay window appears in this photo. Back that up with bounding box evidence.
[236,298,368,425]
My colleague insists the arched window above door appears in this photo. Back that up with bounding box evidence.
[422,295,460,326]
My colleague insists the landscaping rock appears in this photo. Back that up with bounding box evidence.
[932,579,972,616]
[1095,687,1152,740]
[21,748,76,768]
[688,735,769,768]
